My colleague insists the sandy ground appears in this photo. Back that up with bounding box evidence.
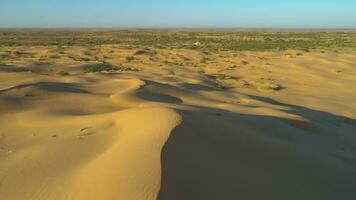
[1,49,356,199]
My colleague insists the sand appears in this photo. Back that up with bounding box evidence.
[1,49,356,200]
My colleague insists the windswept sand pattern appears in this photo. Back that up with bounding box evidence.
[1,46,356,200]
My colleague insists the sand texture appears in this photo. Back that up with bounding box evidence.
[1,43,356,199]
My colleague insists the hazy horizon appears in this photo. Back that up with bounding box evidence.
[1,0,356,29]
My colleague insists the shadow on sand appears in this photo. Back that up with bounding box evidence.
[159,96,356,200]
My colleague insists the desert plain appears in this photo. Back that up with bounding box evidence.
[0,29,356,199]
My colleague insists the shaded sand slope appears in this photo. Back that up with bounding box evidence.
[159,102,356,200]
[1,50,356,200]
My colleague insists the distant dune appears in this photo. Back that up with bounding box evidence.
[0,30,356,199]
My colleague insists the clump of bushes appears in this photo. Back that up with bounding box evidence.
[84,63,140,73]
[84,63,119,73]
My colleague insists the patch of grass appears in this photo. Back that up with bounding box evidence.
[0,65,30,72]
[163,60,180,66]
[83,50,93,56]
[126,56,135,62]
[80,57,91,62]
[50,54,61,59]
[257,82,284,91]
[167,70,176,75]
[134,48,157,56]
[0,52,13,60]
[58,70,70,76]
[13,51,28,56]
[200,57,209,63]
[227,65,238,70]
[241,60,249,65]
[210,73,231,81]
[68,55,91,62]
[84,63,119,73]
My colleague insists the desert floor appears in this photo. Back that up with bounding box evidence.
[1,34,356,199]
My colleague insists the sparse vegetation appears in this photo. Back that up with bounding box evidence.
[241,60,249,65]
[134,48,157,56]
[167,70,176,75]
[126,56,135,62]
[58,70,70,76]
[200,57,209,63]
[84,63,120,73]
[257,82,283,91]
[84,63,140,73]
[50,54,61,59]
[210,73,231,81]
[0,30,355,51]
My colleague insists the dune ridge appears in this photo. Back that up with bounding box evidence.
[0,75,182,200]
[71,107,181,200]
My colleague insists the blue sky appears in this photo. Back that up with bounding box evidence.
[0,0,355,28]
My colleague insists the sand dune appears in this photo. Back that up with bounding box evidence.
[1,50,356,200]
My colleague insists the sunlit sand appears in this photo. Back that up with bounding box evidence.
[0,30,356,199]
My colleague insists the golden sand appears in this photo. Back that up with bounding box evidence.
[0,48,356,199]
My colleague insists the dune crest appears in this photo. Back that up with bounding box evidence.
[71,107,181,200]
[0,76,182,200]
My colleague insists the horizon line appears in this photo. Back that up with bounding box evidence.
[1,27,356,30]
